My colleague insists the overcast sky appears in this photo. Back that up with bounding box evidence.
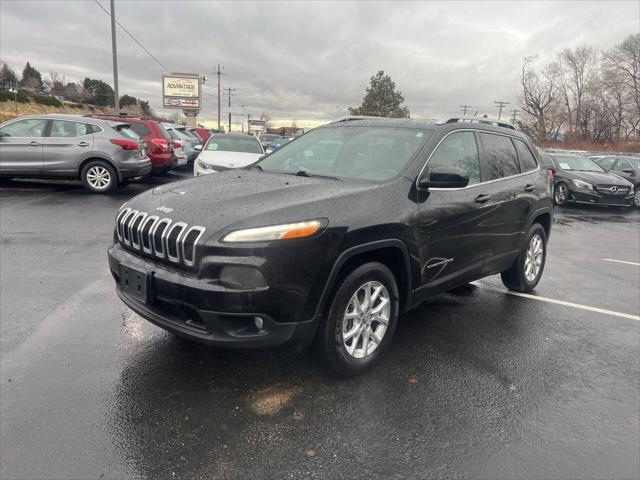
[1,0,638,126]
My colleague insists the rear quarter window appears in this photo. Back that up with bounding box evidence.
[477,132,520,181]
[513,139,539,172]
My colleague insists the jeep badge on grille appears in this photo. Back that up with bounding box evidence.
[156,205,173,214]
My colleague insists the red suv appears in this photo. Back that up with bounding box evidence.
[93,115,175,175]
[190,127,211,142]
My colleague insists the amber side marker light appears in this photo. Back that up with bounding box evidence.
[222,220,322,243]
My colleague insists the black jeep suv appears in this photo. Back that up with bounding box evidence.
[108,117,553,376]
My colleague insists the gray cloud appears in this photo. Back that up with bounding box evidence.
[1,0,638,123]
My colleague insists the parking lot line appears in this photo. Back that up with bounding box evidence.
[601,258,640,267]
[474,283,640,321]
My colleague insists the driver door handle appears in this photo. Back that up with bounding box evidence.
[524,184,536,192]
[29,141,40,146]
[77,141,90,147]
[474,194,491,204]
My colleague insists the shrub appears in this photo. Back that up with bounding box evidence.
[32,94,62,107]
[0,89,29,103]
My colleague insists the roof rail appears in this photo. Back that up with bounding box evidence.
[329,115,381,124]
[436,116,516,130]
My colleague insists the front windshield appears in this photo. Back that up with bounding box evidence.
[205,136,262,154]
[552,156,604,172]
[257,126,429,181]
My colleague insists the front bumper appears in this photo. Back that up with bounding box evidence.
[569,187,634,207]
[108,245,321,348]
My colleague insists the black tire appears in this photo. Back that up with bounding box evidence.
[501,223,547,293]
[554,182,569,206]
[81,160,118,193]
[633,188,640,208]
[314,262,399,376]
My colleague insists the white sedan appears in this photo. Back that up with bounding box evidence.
[194,133,265,176]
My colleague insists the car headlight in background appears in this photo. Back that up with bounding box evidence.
[571,179,593,190]
[197,159,214,170]
[222,220,323,242]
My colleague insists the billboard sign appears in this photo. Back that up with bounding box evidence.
[162,74,200,109]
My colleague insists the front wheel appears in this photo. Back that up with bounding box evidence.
[81,161,118,193]
[314,262,399,376]
[501,224,547,292]
[634,188,640,208]
[554,182,569,206]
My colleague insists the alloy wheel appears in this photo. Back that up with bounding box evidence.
[342,281,390,359]
[524,234,544,282]
[86,166,112,190]
[634,189,640,207]
[555,184,568,205]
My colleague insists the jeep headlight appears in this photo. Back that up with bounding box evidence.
[571,179,593,190]
[222,220,323,242]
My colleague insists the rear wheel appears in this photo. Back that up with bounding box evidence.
[314,262,399,376]
[501,224,547,292]
[81,161,118,193]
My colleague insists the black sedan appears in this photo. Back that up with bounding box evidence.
[593,155,640,208]
[540,154,635,207]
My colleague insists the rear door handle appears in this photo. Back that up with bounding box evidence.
[77,141,90,147]
[29,141,40,146]
[524,184,536,192]
[474,194,491,204]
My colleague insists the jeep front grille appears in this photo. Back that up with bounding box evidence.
[116,207,206,267]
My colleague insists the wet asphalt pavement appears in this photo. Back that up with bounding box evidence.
[1,171,639,480]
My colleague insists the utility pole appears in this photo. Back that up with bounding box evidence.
[511,109,518,125]
[239,104,247,133]
[109,0,119,110]
[494,100,510,120]
[216,64,222,130]
[459,104,471,116]
[223,87,237,132]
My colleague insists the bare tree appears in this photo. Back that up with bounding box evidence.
[520,56,563,142]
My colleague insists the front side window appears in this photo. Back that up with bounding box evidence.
[427,131,480,185]
[513,139,538,172]
[258,126,429,181]
[0,118,47,137]
[614,158,633,172]
[49,120,91,137]
[478,133,520,180]
[597,156,616,170]
[206,136,263,154]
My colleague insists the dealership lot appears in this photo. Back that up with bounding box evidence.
[1,173,638,479]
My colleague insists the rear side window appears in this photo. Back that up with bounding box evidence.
[128,122,150,138]
[513,139,538,172]
[428,131,480,185]
[477,133,520,180]
[49,120,92,137]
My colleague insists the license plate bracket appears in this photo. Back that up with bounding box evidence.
[119,265,149,303]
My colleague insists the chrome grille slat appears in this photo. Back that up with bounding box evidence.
[116,210,206,268]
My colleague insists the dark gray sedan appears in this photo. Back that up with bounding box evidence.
[0,114,151,193]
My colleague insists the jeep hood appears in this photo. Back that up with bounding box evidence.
[123,169,380,237]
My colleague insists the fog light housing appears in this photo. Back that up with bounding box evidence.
[219,265,267,289]
[254,316,264,330]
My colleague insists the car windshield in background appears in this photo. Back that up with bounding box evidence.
[552,156,604,172]
[206,136,262,154]
[258,126,429,181]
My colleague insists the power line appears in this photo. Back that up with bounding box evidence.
[92,0,171,73]
[494,100,510,120]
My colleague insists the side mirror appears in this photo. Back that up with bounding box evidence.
[622,169,634,175]
[194,144,202,151]
[546,166,556,174]
[418,166,469,189]
[265,149,273,154]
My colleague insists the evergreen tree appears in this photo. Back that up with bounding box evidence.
[0,63,18,86]
[20,62,43,90]
[349,70,410,118]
